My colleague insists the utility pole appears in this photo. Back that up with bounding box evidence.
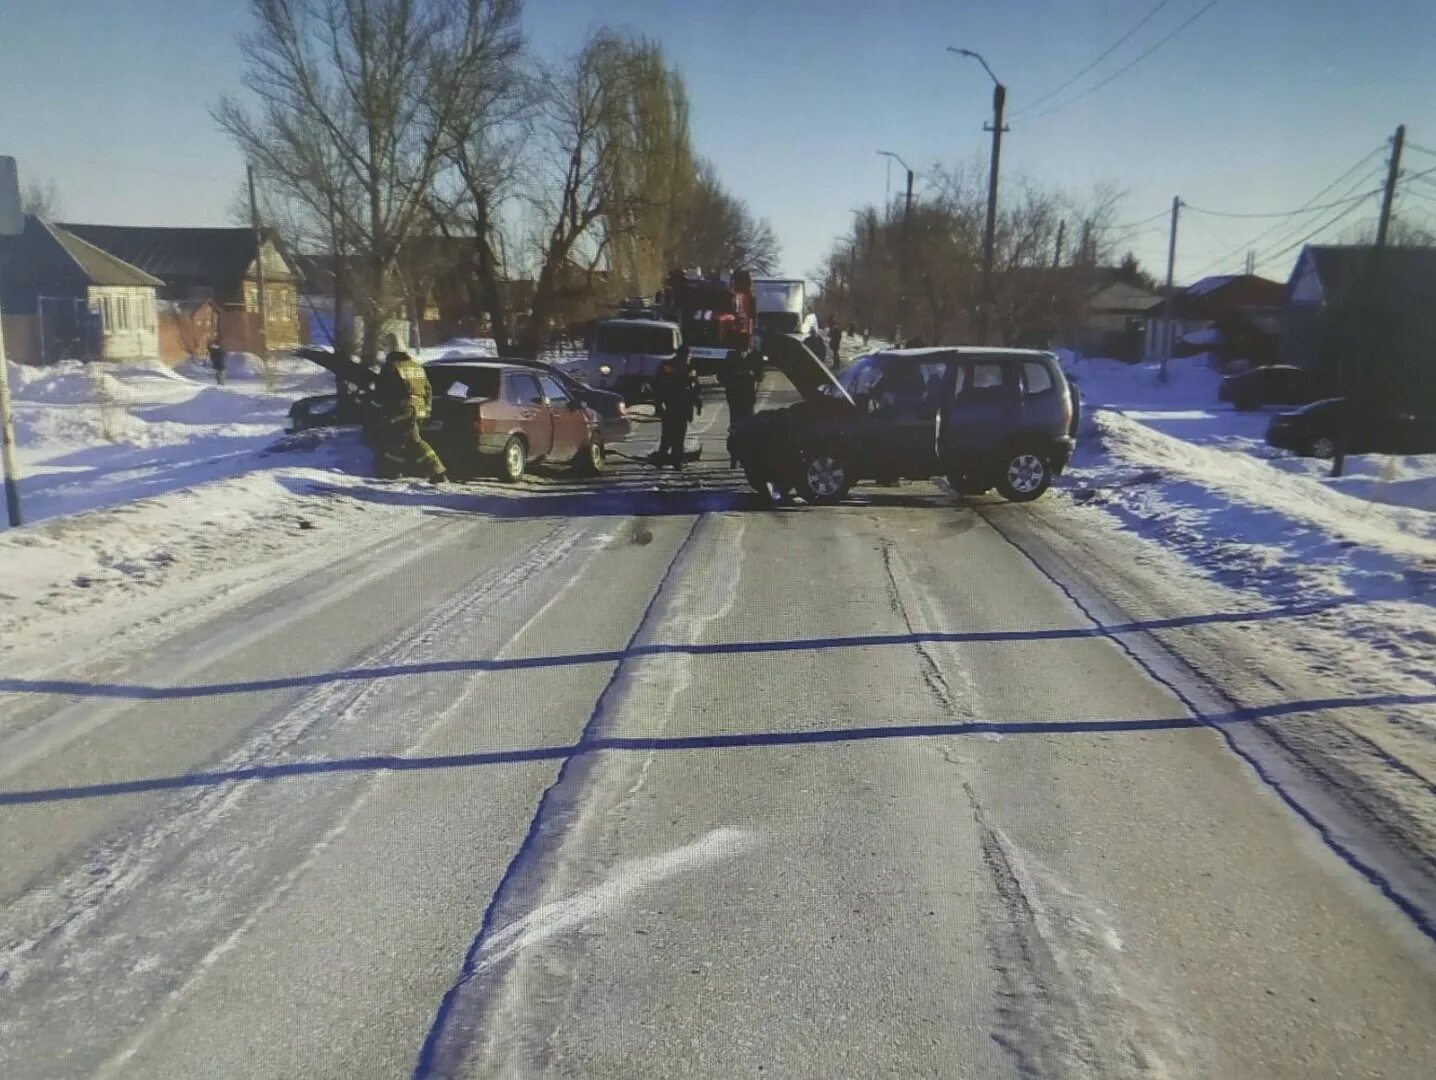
[1053,220,1066,269]
[1334,124,1406,478]
[1245,250,1255,275]
[0,155,24,527]
[949,47,1007,345]
[901,167,914,338]
[1376,124,1405,251]
[1159,195,1181,384]
[979,81,1008,344]
[247,165,269,359]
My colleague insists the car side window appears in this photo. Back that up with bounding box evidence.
[538,374,570,403]
[971,362,1006,390]
[1023,361,1054,395]
[507,372,543,406]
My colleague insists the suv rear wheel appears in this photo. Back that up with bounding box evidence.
[798,451,852,504]
[995,451,1051,502]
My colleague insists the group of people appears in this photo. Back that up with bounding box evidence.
[645,343,767,472]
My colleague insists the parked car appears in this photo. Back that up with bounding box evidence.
[429,355,630,445]
[1218,364,1316,411]
[1265,397,1436,459]
[728,338,1076,503]
[286,349,630,448]
[558,317,680,404]
[422,361,605,482]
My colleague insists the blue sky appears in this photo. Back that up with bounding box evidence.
[3,0,1434,284]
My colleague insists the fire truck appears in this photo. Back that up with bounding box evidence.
[656,267,754,377]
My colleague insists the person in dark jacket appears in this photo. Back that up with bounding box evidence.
[207,339,227,385]
[720,361,758,465]
[374,350,447,483]
[828,324,843,368]
[652,345,702,470]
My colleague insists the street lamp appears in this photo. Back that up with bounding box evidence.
[878,151,916,342]
[948,46,1008,345]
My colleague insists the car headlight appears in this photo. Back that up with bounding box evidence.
[598,364,613,377]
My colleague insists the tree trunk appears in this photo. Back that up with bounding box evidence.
[474,192,511,354]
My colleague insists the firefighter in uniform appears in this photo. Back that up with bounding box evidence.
[652,345,702,470]
[374,349,448,483]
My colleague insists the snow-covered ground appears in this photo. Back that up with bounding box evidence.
[1058,353,1436,691]
[0,355,436,676]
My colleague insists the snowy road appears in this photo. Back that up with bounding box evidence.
[2,379,1435,1078]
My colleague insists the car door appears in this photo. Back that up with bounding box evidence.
[872,357,950,476]
[507,371,553,460]
[943,356,1021,465]
[539,372,587,460]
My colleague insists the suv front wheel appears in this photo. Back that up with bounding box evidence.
[798,451,852,504]
[995,450,1052,502]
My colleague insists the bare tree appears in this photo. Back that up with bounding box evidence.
[515,31,646,358]
[217,0,522,361]
[21,178,63,220]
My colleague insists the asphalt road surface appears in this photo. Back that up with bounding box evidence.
[2,377,1434,1079]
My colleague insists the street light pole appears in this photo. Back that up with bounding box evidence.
[950,47,1007,346]
[878,151,916,341]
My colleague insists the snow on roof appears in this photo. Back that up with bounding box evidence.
[1186,275,1235,296]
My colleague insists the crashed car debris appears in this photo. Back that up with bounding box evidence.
[729,336,1078,504]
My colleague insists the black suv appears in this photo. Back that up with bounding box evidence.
[729,337,1077,503]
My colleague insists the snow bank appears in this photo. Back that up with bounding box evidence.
[1060,357,1436,685]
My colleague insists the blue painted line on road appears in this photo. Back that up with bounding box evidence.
[5,692,1431,808]
[410,514,706,1079]
[978,509,1436,947]
[0,598,1356,703]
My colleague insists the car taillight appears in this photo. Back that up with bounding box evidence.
[474,408,493,435]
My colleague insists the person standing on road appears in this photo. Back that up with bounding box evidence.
[653,344,702,471]
[828,323,843,369]
[720,361,757,465]
[207,338,227,385]
[374,349,448,484]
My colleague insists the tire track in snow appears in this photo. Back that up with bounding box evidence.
[0,518,611,1077]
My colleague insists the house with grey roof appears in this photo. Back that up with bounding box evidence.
[0,215,163,363]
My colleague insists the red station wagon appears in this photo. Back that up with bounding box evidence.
[423,361,606,482]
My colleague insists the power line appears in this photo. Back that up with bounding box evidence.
[1010,0,1176,118]
[1027,0,1221,121]
[1405,140,1436,159]
[1183,146,1386,279]
[1096,208,1173,231]
[1183,189,1381,219]
[1246,176,1385,266]
[1253,190,1382,270]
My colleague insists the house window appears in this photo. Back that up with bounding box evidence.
[245,284,260,313]
[115,296,130,331]
[100,296,112,331]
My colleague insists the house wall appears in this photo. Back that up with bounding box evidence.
[1,313,42,364]
[240,280,300,347]
[89,285,159,361]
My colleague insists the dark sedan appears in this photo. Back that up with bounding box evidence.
[1218,364,1317,411]
[1217,364,1315,410]
[1266,397,1436,458]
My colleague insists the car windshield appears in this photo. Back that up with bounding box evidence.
[7,4,1436,1079]
[594,322,678,355]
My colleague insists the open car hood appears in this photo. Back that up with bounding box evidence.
[295,347,380,393]
[765,332,854,407]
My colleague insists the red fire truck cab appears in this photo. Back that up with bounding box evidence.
[656,268,754,377]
